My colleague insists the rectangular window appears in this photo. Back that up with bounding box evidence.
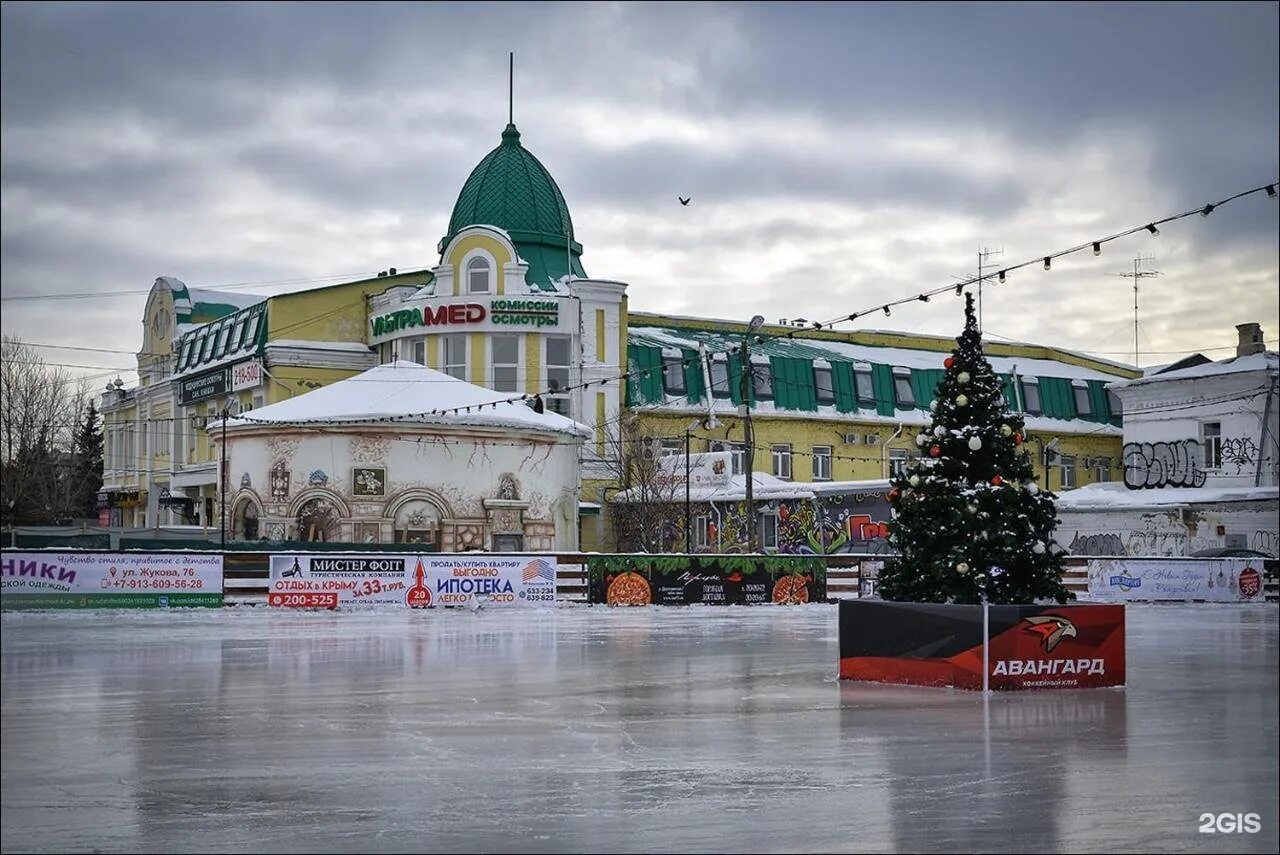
[812,445,832,480]
[759,511,778,551]
[1021,378,1042,415]
[492,334,519,392]
[1092,457,1111,482]
[693,515,711,550]
[413,339,426,366]
[380,342,394,364]
[662,355,686,395]
[1203,422,1222,469]
[814,366,835,404]
[771,444,792,479]
[709,359,730,398]
[710,441,744,475]
[854,366,876,406]
[546,335,571,417]
[1106,390,1122,417]
[892,368,915,407]
[443,334,467,380]
[750,362,773,400]
[244,314,260,346]
[198,334,212,363]
[660,437,683,457]
[252,392,264,411]
[1059,454,1077,489]
[889,448,909,478]
[1073,382,1092,417]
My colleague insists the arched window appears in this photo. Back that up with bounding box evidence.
[467,256,491,294]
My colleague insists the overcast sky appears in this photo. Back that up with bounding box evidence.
[2,1,1277,386]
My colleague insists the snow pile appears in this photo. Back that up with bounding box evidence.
[1056,481,1280,508]
[1111,351,1278,388]
[219,361,591,439]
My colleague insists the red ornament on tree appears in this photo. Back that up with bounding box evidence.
[930,445,942,458]
[1013,433,1023,445]
[944,356,955,369]
[991,475,1003,486]
[888,488,900,503]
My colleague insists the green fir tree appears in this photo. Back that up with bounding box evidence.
[879,293,1071,604]
[71,400,104,519]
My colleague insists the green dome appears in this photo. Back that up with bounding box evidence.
[442,123,585,291]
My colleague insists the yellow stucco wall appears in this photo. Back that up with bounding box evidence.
[524,332,542,394]
[446,233,514,296]
[268,274,425,344]
[469,332,486,385]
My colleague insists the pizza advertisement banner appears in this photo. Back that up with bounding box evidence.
[1,552,223,609]
[838,601,1125,691]
[267,554,558,608]
[586,555,826,606]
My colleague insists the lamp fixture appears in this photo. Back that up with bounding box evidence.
[1092,242,1101,256]
[1146,223,1160,236]
[1043,257,1051,271]
[1200,203,1215,217]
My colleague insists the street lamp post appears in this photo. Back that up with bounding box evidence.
[685,427,692,553]
[219,407,228,548]
[740,315,766,553]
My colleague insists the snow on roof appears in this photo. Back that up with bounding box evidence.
[219,361,590,439]
[629,325,1129,383]
[640,395,1122,437]
[1110,351,1278,388]
[265,340,374,353]
[1055,481,1280,509]
[186,288,264,311]
[613,472,814,504]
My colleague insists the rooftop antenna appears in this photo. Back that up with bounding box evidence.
[976,245,1003,332]
[1107,254,1160,367]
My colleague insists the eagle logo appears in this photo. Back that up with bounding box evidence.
[1022,615,1077,652]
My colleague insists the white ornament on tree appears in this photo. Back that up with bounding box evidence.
[968,436,982,451]
[1026,481,1039,495]
[955,394,969,407]
[1000,424,1012,437]
[1032,541,1046,555]
[933,425,946,437]
[916,433,928,447]
[966,503,977,514]
[956,562,970,574]
[957,371,971,384]
[909,475,921,487]
[929,400,938,412]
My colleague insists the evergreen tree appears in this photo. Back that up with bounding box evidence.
[71,400,103,519]
[879,294,1070,604]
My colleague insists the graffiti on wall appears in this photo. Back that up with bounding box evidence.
[1068,532,1127,556]
[1123,440,1206,489]
[1221,437,1258,474]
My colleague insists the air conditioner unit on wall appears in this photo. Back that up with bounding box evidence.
[842,433,860,444]
[865,434,881,446]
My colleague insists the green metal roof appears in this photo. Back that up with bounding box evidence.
[442,123,585,291]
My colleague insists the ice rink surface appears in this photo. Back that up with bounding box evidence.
[2,603,1277,854]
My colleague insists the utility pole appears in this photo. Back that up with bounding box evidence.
[219,406,228,548]
[977,246,1003,332]
[1107,255,1160,367]
[739,315,765,552]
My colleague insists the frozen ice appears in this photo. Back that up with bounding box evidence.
[2,604,1277,853]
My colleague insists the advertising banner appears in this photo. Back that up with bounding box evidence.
[1084,558,1266,602]
[178,368,229,405]
[1,552,224,609]
[838,600,1125,690]
[267,554,558,608]
[586,554,826,606]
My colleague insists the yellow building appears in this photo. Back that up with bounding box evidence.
[101,114,1139,547]
[100,270,432,527]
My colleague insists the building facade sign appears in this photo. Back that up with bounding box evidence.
[179,368,229,405]
[369,296,563,342]
[231,359,263,392]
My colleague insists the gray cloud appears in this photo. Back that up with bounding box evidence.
[2,0,1277,383]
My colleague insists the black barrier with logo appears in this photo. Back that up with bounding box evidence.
[586,554,826,605]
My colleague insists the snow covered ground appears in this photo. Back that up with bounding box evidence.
[2,603,1277,854]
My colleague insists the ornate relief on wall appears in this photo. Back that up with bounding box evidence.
[266,522,287,541]
[497,473,521,500]
[492,508,522,534]
[267,437,300,462]
[270,460,291,502]
[350,436,390,465]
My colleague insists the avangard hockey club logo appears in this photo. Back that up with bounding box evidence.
[1021,615,1078,652]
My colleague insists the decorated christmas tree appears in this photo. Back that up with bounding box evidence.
[879,293,1071,604]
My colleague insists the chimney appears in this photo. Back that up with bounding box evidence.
[1236,323,1264,357]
